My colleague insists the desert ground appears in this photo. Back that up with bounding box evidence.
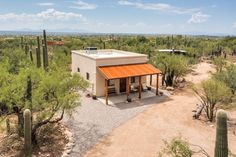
[84,62,236,157]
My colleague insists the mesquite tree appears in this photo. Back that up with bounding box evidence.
[193,79,231,122]
[0,65,88,144]
[0,45,89,145]
[151,53,189,86]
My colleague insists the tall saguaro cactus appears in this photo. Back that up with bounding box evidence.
[20,36,24,49]
[25,43,29,55]
[36,36,41,68]
[24,109,32,157]
[29,49,33,62]
[214,109,228,157]
[43,46,48,70]
[42,30,48,70]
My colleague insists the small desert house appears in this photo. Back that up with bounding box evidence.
[71,48,161,105]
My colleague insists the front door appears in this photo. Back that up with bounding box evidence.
[120,78,126,93]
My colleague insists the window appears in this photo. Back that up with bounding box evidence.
[108,80,115,86]
[105,80,115,86]
[77,67,80,72]
[86,73,89,80]
[131,77,136,83]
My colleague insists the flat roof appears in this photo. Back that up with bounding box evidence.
[98,63,161,80]
[72,49,147,60]
[158,49,187,53]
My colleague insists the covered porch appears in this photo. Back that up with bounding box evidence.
[98,63,161,105]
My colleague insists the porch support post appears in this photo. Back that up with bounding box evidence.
[126,77,130,98]
[139,76,142,99]
[150,75,152,86]
[156,74,159,95]
[105,79,108,105]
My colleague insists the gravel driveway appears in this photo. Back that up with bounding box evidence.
[63,90,169,157]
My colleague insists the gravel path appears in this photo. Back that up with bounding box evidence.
[63,90,169,157]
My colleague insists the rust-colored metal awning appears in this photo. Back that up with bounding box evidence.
[98,63,161,80]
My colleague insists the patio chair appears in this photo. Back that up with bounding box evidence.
[130,84,138,92]
[142,83,148,91]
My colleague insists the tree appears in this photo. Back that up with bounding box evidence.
[214,64,236,94]
[151,53,189,86]
[0,40,89,145]
[212,57,227,72]
[0,64,89,144]
[193,79,231,122]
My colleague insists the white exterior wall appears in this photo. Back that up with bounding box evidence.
[71,52,97,94]
[72,51,149,97]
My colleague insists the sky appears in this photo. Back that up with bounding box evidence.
[0,0,236,35]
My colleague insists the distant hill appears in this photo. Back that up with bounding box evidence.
[0,30,235,37]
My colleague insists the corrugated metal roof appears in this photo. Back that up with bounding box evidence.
[98,63,161,80]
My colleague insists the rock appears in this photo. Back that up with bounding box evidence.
[210,124,214,127]
[178,83,185,88]
[66,149,71,154]
[166,86,174,91]
[159,91,164,96]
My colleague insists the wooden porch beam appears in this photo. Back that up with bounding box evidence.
[156,74,159,95]
[126,77,130,98]
[139,76,142,99]
[105,79,108,105]
[150,75,152,86]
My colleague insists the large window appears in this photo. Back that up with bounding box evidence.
[86,72,89,80]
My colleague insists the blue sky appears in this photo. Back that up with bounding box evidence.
[0,0,236,34]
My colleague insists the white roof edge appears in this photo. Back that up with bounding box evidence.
[71,49,148,60]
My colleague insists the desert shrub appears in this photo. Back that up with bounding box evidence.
[158,136,193,157]
[193,79,231,122]
[214,64,236,94]
[212,57,227,72]
[158,136,210,157]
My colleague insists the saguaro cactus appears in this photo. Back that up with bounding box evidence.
[42,45,48,70]
[42,30,48,70]
[24,109,32,157]
[214,109,228,157]
[29,49,33,62]
[36,48,41,68]
[35,36,41,68]
[25,43,29,55]
[20,36,24,49]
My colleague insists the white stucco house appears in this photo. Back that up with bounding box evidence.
[71,48,161,105]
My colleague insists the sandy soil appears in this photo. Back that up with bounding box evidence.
[84,62,236,157]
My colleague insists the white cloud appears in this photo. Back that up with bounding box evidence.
[0,9,86,30]
[0,9,84,21]
[37,3,54,6]
[118,0,200,14]
[188,12,210,24]
[70,0,97,10]
[37,8,83,20]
